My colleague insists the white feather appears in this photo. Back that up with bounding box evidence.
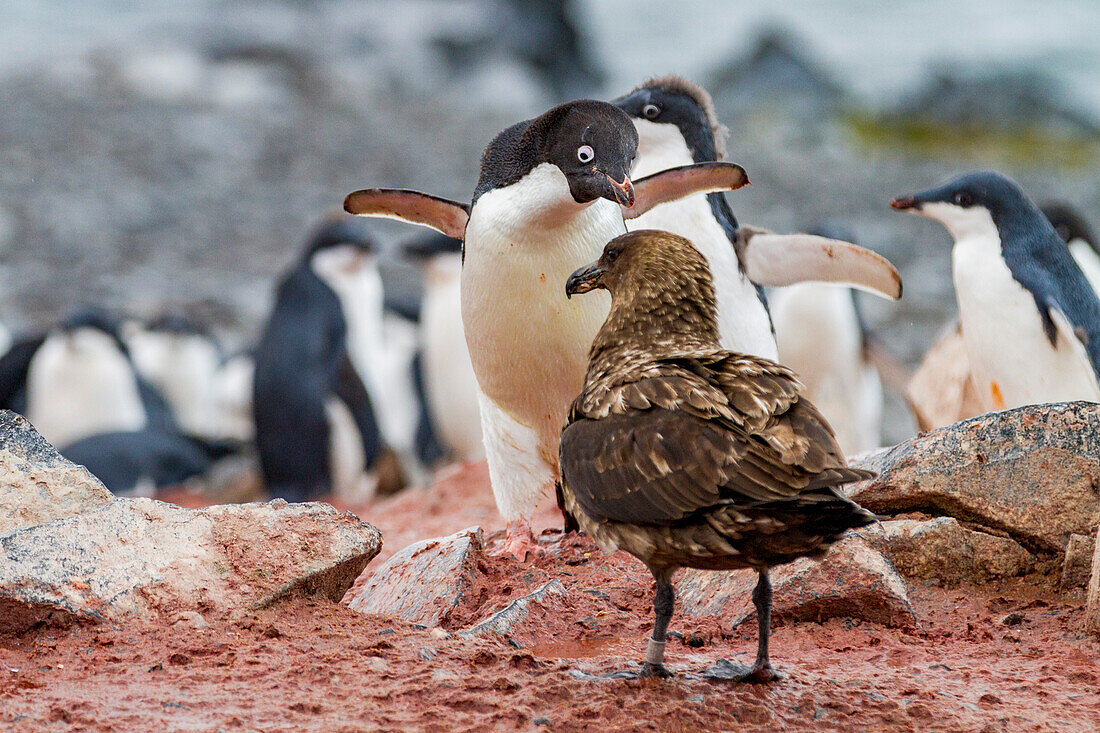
[771,283,882,454]
[1069,239,1100,297]
[27,328,146,448]
[125,327,221,438]
[422,253,484,461]
[211,353,254,442]
[627,119,777,359]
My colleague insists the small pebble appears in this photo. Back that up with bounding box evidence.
[1002,612,1026,626]
[377,628,396,636]
[367,656,388,673]
[532,718,551,726]
[172,611,208,630]
[419,646,438,661]
[429,627,450,640]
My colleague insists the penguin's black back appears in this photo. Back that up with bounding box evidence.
[60,430,213,495]
[252,261,383,501]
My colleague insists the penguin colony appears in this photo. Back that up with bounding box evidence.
[3,72,1099,680]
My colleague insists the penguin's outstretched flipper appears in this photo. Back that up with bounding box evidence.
[344,189,470,240]
[625,162,749,220]
[739,228,903,301]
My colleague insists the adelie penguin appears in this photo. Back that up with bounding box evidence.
[252,217,402,504]
[612,75,902,360]
[893,171,1100,411]
[559,230,876,680]
[345,99,752,559]
[770,223,885,455]
[0,307,176,449]
[1042,202,1100,297]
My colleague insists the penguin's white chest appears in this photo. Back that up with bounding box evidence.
[27,329,147,447]
[461,164,619,455]
[128,331,220,438]
[627,119,776,359]
[422,255,483,461]
[771,284,881,454]
[952,232,1100,409]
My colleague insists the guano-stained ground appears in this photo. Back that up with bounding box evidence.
[2,463,1099,732]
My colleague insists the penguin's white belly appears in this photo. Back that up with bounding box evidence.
[628,196,777,359]
[129,332,220,438]
[1070,239,1100,298]
[954,235,1100,410]
[461,165,621,521]
[374,314,420,456]
[422,266,483,461]
[771,283,881,454]
[325,396,376,503]
[461,169,619,459]
[212,355,255,442]
[27,332,147,448]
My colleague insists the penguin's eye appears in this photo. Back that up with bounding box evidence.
[642,103,660,120]
[954,191,974,207]
[605,247,619,263]
[577,145,595,164]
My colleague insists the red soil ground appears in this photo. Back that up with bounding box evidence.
[2,463,1099,732]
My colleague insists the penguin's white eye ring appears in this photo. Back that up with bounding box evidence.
[954,191,973,207]
[577,144,595,163]
[642,103,660,119]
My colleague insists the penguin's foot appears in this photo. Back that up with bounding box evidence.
[490,520,541,561]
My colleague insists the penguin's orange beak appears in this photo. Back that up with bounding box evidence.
[604,173,635,208]
[890,196,920,211]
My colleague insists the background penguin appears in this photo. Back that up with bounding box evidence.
[1042,202,1100,295]
[252,217,400,503]
[210,349,256,443]
[770,223,884,455]
[8,307,177,448]
[345,98,751,559]
[612,76,778,358]
[893,171,1100,411]
[124,312,225,441]
[611,76,902,356]
[402,230,484,464]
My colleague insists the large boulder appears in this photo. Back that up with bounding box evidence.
[0,497,381,633]
[346,526,484,627]
[677,534,916,630]
[0,411,113,534]
[861,517,1034,586]
[849,402,1100,553]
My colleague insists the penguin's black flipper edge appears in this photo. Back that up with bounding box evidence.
[740,229,904,301]
[344,189,470,240]
[333,355,385,469]
[625,162,750,220]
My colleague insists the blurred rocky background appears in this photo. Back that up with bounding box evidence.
[0,0,1098,443]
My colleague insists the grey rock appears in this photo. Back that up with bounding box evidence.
[0,497,380,633]
[1061,533,1095,589]
[849,403,1100,553]
[345,526,483,626]
[678,533,916,630]
[460,580,567,641]
[1086,525,1100,635]
[0,411,114,535]
[861,517,1034,586]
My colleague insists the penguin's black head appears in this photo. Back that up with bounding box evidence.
[528,100,639,207]
[890,171,1042,240]
[612,76,726,163]
[57,306,131,355]
[401,231,463,261]
[1041,202,1097,251]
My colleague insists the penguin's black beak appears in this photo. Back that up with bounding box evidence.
[565,262,606,299]
[890,195,921,212]
[603,173,635,208]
